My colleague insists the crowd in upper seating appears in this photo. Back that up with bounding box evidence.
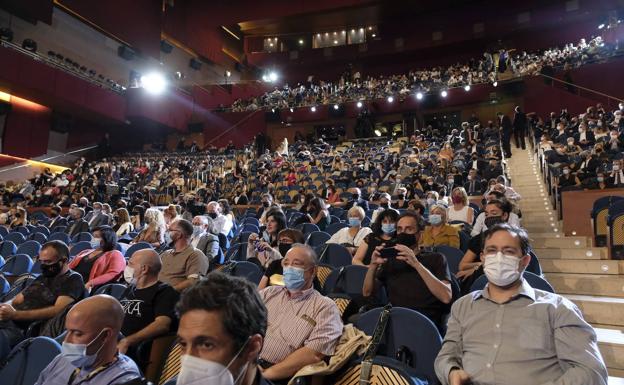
[229,35,612,113]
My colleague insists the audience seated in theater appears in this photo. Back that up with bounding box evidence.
[158,219,209,291]
[176,272,272,385]
[117,249,179,365]
[65,207,89,237]
[256,194,278,226]
[206,201,232,235]
[327,206,372,256]
[363,211,452,332]
[34,295,141,385]
[84,202,111,230]
[370,193,393,223]
[305,197,331,231]
[258,229,305,290]
[420,204,461,249]
[471,194,520,236]
[48,205,65,229]
[435,224,608,385]
[190,215,221,263]
[342,187,370,211]
[353,209,399,266]
[69,226,126,293]
[258,244,342,382]
[0,241,85,348]
[8,206,27,229]
[247,210,288,269]
[447,187,474,225]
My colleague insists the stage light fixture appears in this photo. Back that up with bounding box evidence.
[416,92,423,100]
[372,33,376,37]
[598,23,605,29]
[140,72,167,94]
[290,107,294,112]
[374,129,382,137]
[334,104,340,110]
[333,40,338,44]
[22,38,37,52]
[387,96,394,103]
[464,85,471,91]
[493,81,498,87]
[356,101,363,108]
[311,106,317,112]
[268,72,278,82]
[441,90,448,98]
[225,70,231,77]
[299,39,304,45]
[262,74,269,82]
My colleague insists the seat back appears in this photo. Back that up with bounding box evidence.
[158,342,182,385]
[0,336,61,385]
[609,210,624,260]
[48,232,70,244]
[124,242,153,260]
[470,271,554,293]
[434,245,463,275]
[325,222,349,236]
[330,356,422,385]
[316,264,335,288]
[93,283,128,299]
[4,233,25,246]
[295,223,320,235]
[318,243,353,268]
[69,241,94,258]
[1,274,36,302]
[0,254,33,276]
[224,243,247,263]
[323,265,368,297]
[240,224,260,234]
[14,227,30,237]
[230,261,263,285]
[15,241,41,259]
[0,241,17,258]
[71,232,92,244]
[29,233,48,245]
[305,231,331,247]
[354,307,442,384]
[234,231,254,244]
[527,251,542,276]
[241,217,260,227]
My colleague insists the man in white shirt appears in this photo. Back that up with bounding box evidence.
[206,201,230,236]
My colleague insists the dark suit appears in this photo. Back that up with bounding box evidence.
[66,219,89,238]
[499,115,513,157]
[464,178,485,196]
[512,111,527,149]
[344,198,369,212]
[86,213,111,230]
[574,131,595,148]
[483,164,503,181]
[193,233,220,262]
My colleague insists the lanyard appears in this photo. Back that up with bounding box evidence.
[67,359,116,385]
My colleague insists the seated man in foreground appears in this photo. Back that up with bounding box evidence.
[435,223,608,385]
[259,244,343,381]
[0,240,85,347]
[34,295,141,385]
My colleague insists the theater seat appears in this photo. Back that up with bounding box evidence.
[93,283,127,299]
[469,271,554,293]
[0,336,61,385]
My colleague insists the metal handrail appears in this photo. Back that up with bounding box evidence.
[537,72,623,107]
[0,144,97,174]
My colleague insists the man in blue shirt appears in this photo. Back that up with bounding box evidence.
[34,295,141,385]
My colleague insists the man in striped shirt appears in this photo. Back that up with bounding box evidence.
[259,244,343,382]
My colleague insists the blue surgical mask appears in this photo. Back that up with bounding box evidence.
[381,223,396,234]
[283,267,306,291]
[61,329,107,368]
[348,218,362,227]
[429,214,442,225]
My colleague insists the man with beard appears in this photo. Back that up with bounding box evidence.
[363,211,452,333]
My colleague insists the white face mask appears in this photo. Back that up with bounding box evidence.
[123,266,136,285]
[192,225,204,237]
[177,341,249,385]
[483,251,522,287]
[90,238,102,249]
[61,329,107,368]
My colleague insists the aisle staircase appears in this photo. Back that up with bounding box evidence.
[506,148,624,384]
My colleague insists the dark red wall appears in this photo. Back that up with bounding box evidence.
[3,100,51,158]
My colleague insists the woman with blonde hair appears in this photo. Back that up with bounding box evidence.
[131,207,166,248]
[163,204,179,227]
[113,208,134,237]
[447,187,474,225]
[9,207,27,229]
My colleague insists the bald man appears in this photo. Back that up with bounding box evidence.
[117,249,179,362]
[34,295,141,385]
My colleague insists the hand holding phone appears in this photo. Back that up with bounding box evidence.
[380,247,398,259]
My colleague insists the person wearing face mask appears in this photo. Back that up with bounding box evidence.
[69,227,126,293]
[247,211,288,269]
[470,196,519,237]
[370,193,393,223]
[34,295,141,385]
[353,209,399,266]
[393,187,410,209]
[113,208,134,237]
[363,212,452,333]
[557,164,581,189]
[447,187,474,225]
[176,272,272,385]
[258,229,309,290]
[8,206,27,229]
[435,224,607,385]
[48,205,67,230]
[0,241,85,349]
[327,206,373,256]
[190,215,220,263]
[589,171,612,190]
[421,204,460,249]
[85,202,111,231]
[206,201,230,235]
[259,244,342,381]
[342,187,370,211]
[117,249,179,366]
[65,207,90,238]
[159,219,209,292]
[256,194,277,227]
[608,160,624,187]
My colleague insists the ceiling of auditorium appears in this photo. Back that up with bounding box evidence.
[237,0,481,36]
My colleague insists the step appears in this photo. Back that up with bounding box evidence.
[596,327,624,370]
[541,259,624,275]
[545,273,624,298]
[566,295,624,327]
[532,236,590,248]
[609,376,624,384]
[534,247,608,259]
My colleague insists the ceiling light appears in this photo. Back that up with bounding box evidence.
[334,40,338,44]
[416,92,423,100]
[493,81,498,87]
[311,106,316,112]
[368,26,373,30]
[299,39,304,45]
[269,72,278,82]
[334,104,339,110]
[374,129,382,137]
[356,101,363,108]
[464,85,471,91]
[598,23,605,29]
[441,90,448,97]
[372,33,376,37]
[140,72,167,94]
[387,96,394,103]
[290,107,294,112]
[225,70,231,77]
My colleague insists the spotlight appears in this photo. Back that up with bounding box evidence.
[441,90,448,98]
[334,104,339,110]
[356,101,363,108]
[464,85,471,91]
[372,33,376,37]
[299,39,304,45]
[493,81,498,87]
[268,72,278,82]
[22,38,37,52]
[225,70,231,77]
[368,26,373,31]
[140,72,167,94]
[598,23,605,29]
[0,27,13,42]
[271,108,275,113]
[351,29,356,33]
[416,92,423,100]
[269,43,274,47]
[311,106,316,112]
[290,107,294,112]
[387,96,394,103]
[334,40,338,44]
[374,129,382,137]
[262,74,269,82]
[360,28,364,32]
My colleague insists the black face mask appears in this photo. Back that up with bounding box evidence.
[485,215,505,228]
[40,260,63,278]
[396,233,417,247]
[351,193,360,200]
[278,243,292,256]
[397,194,405,200]
[208,212,218,219]
[262,201,270,208]
[50,212,59,218]
[380,202,389,209]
